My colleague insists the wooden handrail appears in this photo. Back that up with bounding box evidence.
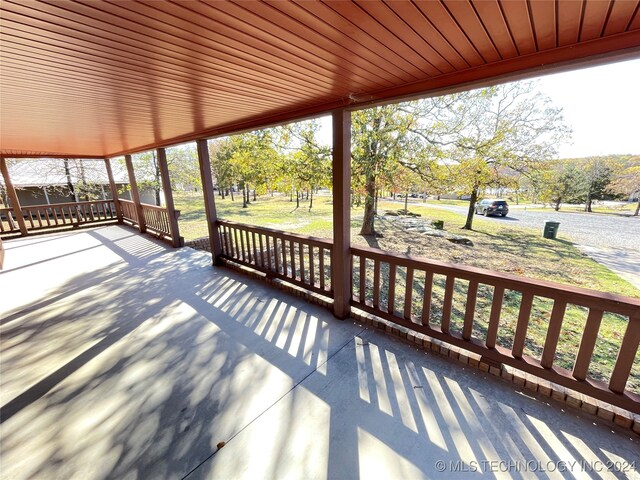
[351,245,640,316]
[218,219,333,249]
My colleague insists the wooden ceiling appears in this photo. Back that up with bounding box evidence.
[1,0,639,158]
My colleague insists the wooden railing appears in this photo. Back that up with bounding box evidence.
[351,245,640,413]
[1,201,117,235]
[119,199,138,224]
[218,220,333,297]
[141,203,171,239]
[0,207,19,233]
[21,200,117,230]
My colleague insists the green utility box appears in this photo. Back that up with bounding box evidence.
[543,221,560,239]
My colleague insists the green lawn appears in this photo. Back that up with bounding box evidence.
[175,191,640,393]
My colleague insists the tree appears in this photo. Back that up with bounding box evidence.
[608,156,640,216]
[351,105,415,235]
[280,119,331,210]
[578,157,616,212]
[539,161,585,211]
[421,82,569,229]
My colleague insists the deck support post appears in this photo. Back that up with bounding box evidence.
[124,154,146,233]
[156,148,182,247]
[196,139,222,265]
[331,109,352,319]
[104,158,123,223]
[0,157,28,236]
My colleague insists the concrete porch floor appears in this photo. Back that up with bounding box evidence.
[1,225,638,479]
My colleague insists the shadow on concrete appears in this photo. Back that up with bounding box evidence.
[1,226,638,479]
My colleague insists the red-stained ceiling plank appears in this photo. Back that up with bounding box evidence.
[580,0,614,41]
[529,0,557,51]
[293,1,428,79]
[413,1,486,66]
[557,0,585,47]
[603,0,640,35]
[471,0,519,60]
[355,1,455,73]
[384,1,471,70]
[500,0,538,55]
[441,0,502,63]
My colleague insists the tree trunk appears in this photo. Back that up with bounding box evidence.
[554,199,561,211]
[373,188,378,215]
[359,173,376,235]
[635,198,640,216]
[585,193,592,212]
[296,190,300,208]
[309,190,313,211]
[462,188,478,230]
[253,189,256,201]
[404,191,408,213]
[63,158,76,202]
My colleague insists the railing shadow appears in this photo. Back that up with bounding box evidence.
[1,225,638,479]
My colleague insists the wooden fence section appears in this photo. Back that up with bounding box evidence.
[0,207,19,233]
[141,203,172,239]
[351,245,640,413]
[218,220,333,297]
[119,199,138,224]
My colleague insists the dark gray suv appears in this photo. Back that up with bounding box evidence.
[475,199,509,217]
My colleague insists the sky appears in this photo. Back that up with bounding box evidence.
[316,57,640,159]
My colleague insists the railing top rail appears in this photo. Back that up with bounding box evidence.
[119,199,134,204]
[218,219,333,248]
[351,245,640,316]
[21,200,114,209]
[0,207,13,212]
[140,202,167,211]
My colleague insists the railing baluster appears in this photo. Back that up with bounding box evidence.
[44,207,51,227]
[359,255,366,304]
[258,233,265,268]
[541,299,567,368]
[512,292,534,358]
[299,242,305,283]
[273,235,279,273]
[486,285,504,349]
[441,275,455,334]
[309,245,315,287]
[373,259,381,310]
[572,309,604,381]
[319,247,325,291]
[36,209,43,228]
[421,270,434,326]
[280,237,287,276]
[403,267,414,320]
[387,263,397,314]
[245,230,252,264]
[266,235,273,272]
[289,239,296,279]
[462,280,478,340]
[233,228,241,260]
[609,315,640,394]
[26,209,34,229]
[239,227,247,261]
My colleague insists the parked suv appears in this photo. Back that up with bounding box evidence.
[475,199,509,217]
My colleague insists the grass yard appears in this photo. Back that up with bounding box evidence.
[175,191,640,393]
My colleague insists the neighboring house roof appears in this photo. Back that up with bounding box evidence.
[0,159,129,187]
